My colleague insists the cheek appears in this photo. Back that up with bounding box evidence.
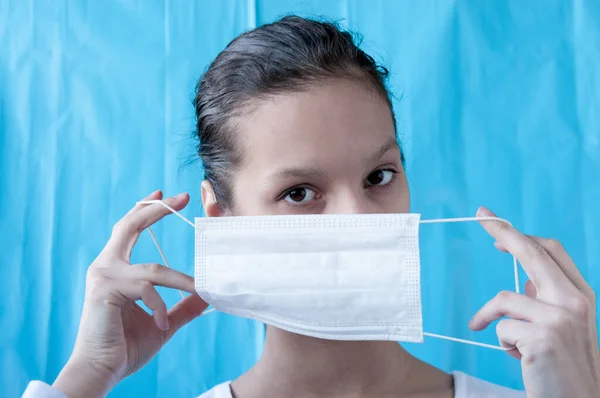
[377,176,410,214]
[397,193,411,213]
[375,191,410,214]
[398,184,411,213]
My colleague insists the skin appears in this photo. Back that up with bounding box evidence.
[52,79,599,398]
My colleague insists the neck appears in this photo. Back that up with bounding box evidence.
[232,327,453,397]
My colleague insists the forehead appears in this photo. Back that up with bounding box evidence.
[236,79,396,170]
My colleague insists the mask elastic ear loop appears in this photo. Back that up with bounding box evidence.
[136,199,216,316]
[137,200,195,228]
[419,216,519,351]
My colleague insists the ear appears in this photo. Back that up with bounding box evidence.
[201,180,221,217]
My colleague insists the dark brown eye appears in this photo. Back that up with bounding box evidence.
[366,169,394,186]
[288,188,307,202]
[283,187,316,205]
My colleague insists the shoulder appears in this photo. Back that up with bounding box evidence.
[195,373,524,398]
[452,371,525,398]
[197,381,233,398]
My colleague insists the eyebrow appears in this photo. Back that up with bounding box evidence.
[367,137,400,164]
[270,166,328,182]
[268,137,400,183]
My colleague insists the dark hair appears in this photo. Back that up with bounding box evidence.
[193,15,398,209]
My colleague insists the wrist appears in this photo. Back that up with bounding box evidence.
[53,356,118,398]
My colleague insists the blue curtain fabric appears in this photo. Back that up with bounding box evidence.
[1,0,599,395]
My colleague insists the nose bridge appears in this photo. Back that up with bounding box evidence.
[326,186,370,215]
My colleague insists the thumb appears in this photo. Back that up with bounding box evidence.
[166,294,209,338]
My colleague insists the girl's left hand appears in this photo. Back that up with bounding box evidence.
[470,207,600,398]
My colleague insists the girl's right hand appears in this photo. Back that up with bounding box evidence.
[52,190,208,398]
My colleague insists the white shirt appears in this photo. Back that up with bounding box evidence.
[23,371,524,397]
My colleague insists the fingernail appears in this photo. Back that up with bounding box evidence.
[174,192,188,200]
[158,316,169,331]
[145,189,161,199]
[477,206,494,217]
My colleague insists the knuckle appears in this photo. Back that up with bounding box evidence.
[111,220,125,235]
[139,280,154,294]
[522,352,537,367]
[548,308,572,329]
[496,290,514,302]
[588,288,597,305]
[111,219,141,237]
[568,294,591,319]
[526,242,547,258]
[86,266,107,281]
[145,262,164,275]
[494,221,510,234]
[111,220,130,237]
[545,238,563,252]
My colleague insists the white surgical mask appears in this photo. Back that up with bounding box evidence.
[140,200,519,351]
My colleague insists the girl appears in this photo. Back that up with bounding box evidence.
[24,16,599,398]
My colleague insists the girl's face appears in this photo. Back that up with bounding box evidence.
[204,78,410,216]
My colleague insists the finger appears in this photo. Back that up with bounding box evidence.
[477,207,574,295]
[124,189,163,218]
[498,236,590,297]
[102,189,163,257]
[132,192,190,229]
[112,279,169,331]
[166,294,209,338]
[469,290,552,330]
[493,242,537,298]
[494,241,576,298]
[524,279,537,298]
[99,263,195,294]
[107,192,190,259]
[529,236,593,298]
[495,319,537,360]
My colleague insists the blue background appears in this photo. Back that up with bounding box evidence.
[2,0,599,396]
